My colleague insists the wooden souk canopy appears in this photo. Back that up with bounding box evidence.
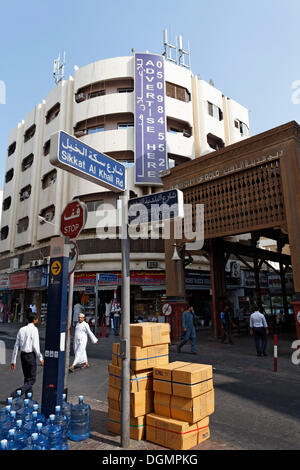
[162,121,300,339]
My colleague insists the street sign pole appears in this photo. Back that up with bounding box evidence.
[121,186,130,449]
[64,270,74,397]
[95,273,99,336]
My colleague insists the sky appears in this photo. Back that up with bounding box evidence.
[0,0,300,188]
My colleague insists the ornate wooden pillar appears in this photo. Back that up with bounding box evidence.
[210,238,226,339]
[164,221,187,343]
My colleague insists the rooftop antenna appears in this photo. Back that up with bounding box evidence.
[53,52,66,85]
[178,35,191,70]
[163,29,177,64]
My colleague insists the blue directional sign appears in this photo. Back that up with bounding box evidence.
[128,189,184,225]
[50,131,126,192]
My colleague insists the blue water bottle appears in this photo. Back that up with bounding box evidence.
[27,433,43,450]
[42,415,63,450]
[62,394,72,428]
[69,395,90,442]
[32,404,46,424]
[24,411,39,435]
[26,392,38,408]
[0,439,8,450]
[0,405,11,426]
[16,399,32,422]
[35,423,48,450]
[14,420,29,450]
[54,406,68,450]
[11,390,24,411]
[7,429,18,450]
[1,410,17,439]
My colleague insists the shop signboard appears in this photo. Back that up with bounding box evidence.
[74,272,96,287]
[0,273,9,290]
[241,270,268,289]
[134,53,167,186]
[268,272,294,294]
[9,271,28,290]
[27,266,48,289]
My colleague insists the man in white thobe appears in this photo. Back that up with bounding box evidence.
[69,314,98,371]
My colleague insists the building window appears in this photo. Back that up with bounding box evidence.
[207,133,225,151]
[166,82,191,102]
[3,197,11,211]
[22,154,34,172]
[87,126,105,135]
[5,168,14,183]
[118,88,134,93]
[0,226,9,240]
[40,205,55,223]
[118,123,134,129]
[234,119,249,137]
[42,170,57,189]
[17,217,29,234]
[88,90,105,99]
[85,200,105,212]
[43,140,51,156]
[8,142,16,156]
[167,118,192,137]
[24,124,36,143]
[45,103,60,124]
[208,102,223,121]
[20,185,31,202]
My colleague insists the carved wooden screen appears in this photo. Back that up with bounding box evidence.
[184,159,286,240]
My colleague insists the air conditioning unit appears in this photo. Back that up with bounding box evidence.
[147,260,159,269]
[10,258,19,271]
[43,257,50,265]
[75,92,85,103]
[231,261,241,279]
[31,259,43,267]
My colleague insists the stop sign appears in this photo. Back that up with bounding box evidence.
[60,200,87,239]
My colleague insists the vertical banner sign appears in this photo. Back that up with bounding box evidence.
[41,238,69,418]
[134,53,168,186]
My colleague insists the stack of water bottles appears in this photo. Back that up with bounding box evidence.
[0,391,91,450]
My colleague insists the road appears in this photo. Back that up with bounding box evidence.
[0,324,299,450]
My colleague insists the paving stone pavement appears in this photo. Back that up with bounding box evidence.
[67,396,240,451]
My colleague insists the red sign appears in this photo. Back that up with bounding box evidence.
[60,200,87,239]
[10,272,28,290]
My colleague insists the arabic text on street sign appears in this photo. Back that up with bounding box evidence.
[50,131,126,192]
[128,189,184,225]
[61,200,87,240]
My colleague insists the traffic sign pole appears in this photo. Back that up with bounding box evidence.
[121,186,130,449]
[64,271,74,398]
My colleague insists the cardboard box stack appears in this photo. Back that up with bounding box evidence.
[107,323,170,441]
[146,361,214,450]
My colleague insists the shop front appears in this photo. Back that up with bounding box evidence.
[26,266,49,323]
[0,273,10,322]
[8,271,28,323]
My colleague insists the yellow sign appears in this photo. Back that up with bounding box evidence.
[51,261,62,276]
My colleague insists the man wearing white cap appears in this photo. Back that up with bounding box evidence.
[69,313,98,372]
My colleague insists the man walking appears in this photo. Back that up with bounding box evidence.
[10,308,44,397]
[69,313,98,371]
[113,303,121,336]
[220,303,234,344]
[250,304,269,356]
[177,305,197,355]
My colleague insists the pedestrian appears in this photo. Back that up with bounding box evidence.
[250,304,269,356]
[10,308,44,398]
[29,302,37,314]
[220,304,235,344]
[177,305,197,355]
[72,301,83,327]
[113,303,121,336]
[13,298,21,323]
[69,313,98,372]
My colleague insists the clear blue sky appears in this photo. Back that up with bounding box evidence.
[0,0,300,188]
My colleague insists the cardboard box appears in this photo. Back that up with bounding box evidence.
[112,343,169,371]
[146,413,210,450]
[153,362,213,398]
[154,389,215,424]
[129,323,170,347]
[108,408,145,441]
[108,386,154,418]
[108,364,153,393]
